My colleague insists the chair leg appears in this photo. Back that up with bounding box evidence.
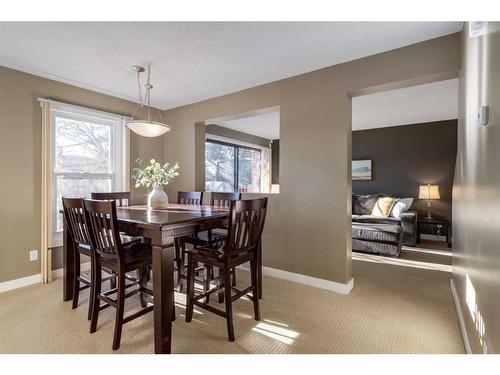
[204,265,211,304]
[87,255,96,320]
[112,273,126,351]
[223,268,235,341]
[250,259,261,321]
[110,272,117,290]
[138,266,148,308]
[231,267,237,286]
[218,266,224,303]
[71,252,80,309]
[90,260,102,334]
[177,240,185,292]
[185,253,196,323]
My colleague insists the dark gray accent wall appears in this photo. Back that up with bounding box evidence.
[352,120,457,221]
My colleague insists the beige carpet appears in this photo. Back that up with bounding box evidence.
[0,240,464,354]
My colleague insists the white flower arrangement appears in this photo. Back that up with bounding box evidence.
[132,159,180,188]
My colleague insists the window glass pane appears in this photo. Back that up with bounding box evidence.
[54,116,111,173]
[55,177,112,232]
[205,142,235,192]
[238,148,261,193]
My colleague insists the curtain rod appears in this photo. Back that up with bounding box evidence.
[37,98,133,120]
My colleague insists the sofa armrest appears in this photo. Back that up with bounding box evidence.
[401,211,418,246]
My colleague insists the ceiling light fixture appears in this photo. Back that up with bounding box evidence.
[126,63,172,137]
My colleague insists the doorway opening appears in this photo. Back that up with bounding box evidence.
[349,78,458,272]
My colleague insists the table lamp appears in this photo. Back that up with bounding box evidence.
[418,184,440,219]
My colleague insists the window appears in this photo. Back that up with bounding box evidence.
[51,105,127,243]
[205,139,266,193]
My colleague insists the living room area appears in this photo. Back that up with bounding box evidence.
[350,78,458,261]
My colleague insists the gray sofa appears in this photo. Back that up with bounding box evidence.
[352,194,417,257]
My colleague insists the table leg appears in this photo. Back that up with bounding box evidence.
[63,216,75,301]
[257,240,262,299]
[152,244,175,354]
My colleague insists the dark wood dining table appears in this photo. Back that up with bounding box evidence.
[62,203,262,354]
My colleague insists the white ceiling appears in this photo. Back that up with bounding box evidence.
[215,111,280,140]
[352,78,459,131]
[0,22,462,110]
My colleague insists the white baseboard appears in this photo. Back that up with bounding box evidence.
[0,273,44,294]
[0,262,91,294]
[2,261,354,297]
[238,264,354,295]
[450,278,472,354]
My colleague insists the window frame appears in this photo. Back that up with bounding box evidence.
[205,137,263,193]
[50,104,127,247]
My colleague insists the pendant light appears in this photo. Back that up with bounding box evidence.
[126,63,172,137]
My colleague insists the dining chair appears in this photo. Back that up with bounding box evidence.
[177,191,203,205]
[179,192,241,295]
[185,197,268,341]
[91,191,145,277]
[62,198,130,320]
[174,191,204,291]
[84,199,155,350]
[90,192,131,207]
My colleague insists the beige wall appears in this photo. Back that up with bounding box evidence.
[452,23,500,353]
[0,66,165,283]
[163,33,461,285]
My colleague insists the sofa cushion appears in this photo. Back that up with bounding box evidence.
[352,222,402,243]
[354,215,401,225]
[352,194,380,215]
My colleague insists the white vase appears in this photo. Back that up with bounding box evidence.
[148,185,169,209]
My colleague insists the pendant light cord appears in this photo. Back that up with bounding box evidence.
[130,62,165,123]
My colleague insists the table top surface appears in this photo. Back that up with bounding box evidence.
[115,204,229,227]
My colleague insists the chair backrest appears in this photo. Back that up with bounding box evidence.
[62,197,92,246]
[225,198,268,255]
[211,192,241,208]
[177,191,203,205]
[84,199,123,261]
[91,192,131,207]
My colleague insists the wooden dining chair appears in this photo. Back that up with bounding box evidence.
[174,191,203,289]
[177,191,203,205]
[91,192,131,207]
[62,198,119,320]
[179,192,241,294]
[84,199,155,350]
[91,191,145,276]
[211,192,241,208]
[185,197,268,341]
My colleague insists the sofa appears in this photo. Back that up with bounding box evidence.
[352,194,417,257]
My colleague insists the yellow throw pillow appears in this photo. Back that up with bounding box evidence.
[371,197,397,218]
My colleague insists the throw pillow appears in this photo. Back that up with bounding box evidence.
[372,196,397,217]
[352,194,380,215]
[391,198,414,218]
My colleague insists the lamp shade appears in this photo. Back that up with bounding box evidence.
[419,184,440,199]
[126,120,172,137]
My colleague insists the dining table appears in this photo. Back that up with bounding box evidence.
[62,203,262,354]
